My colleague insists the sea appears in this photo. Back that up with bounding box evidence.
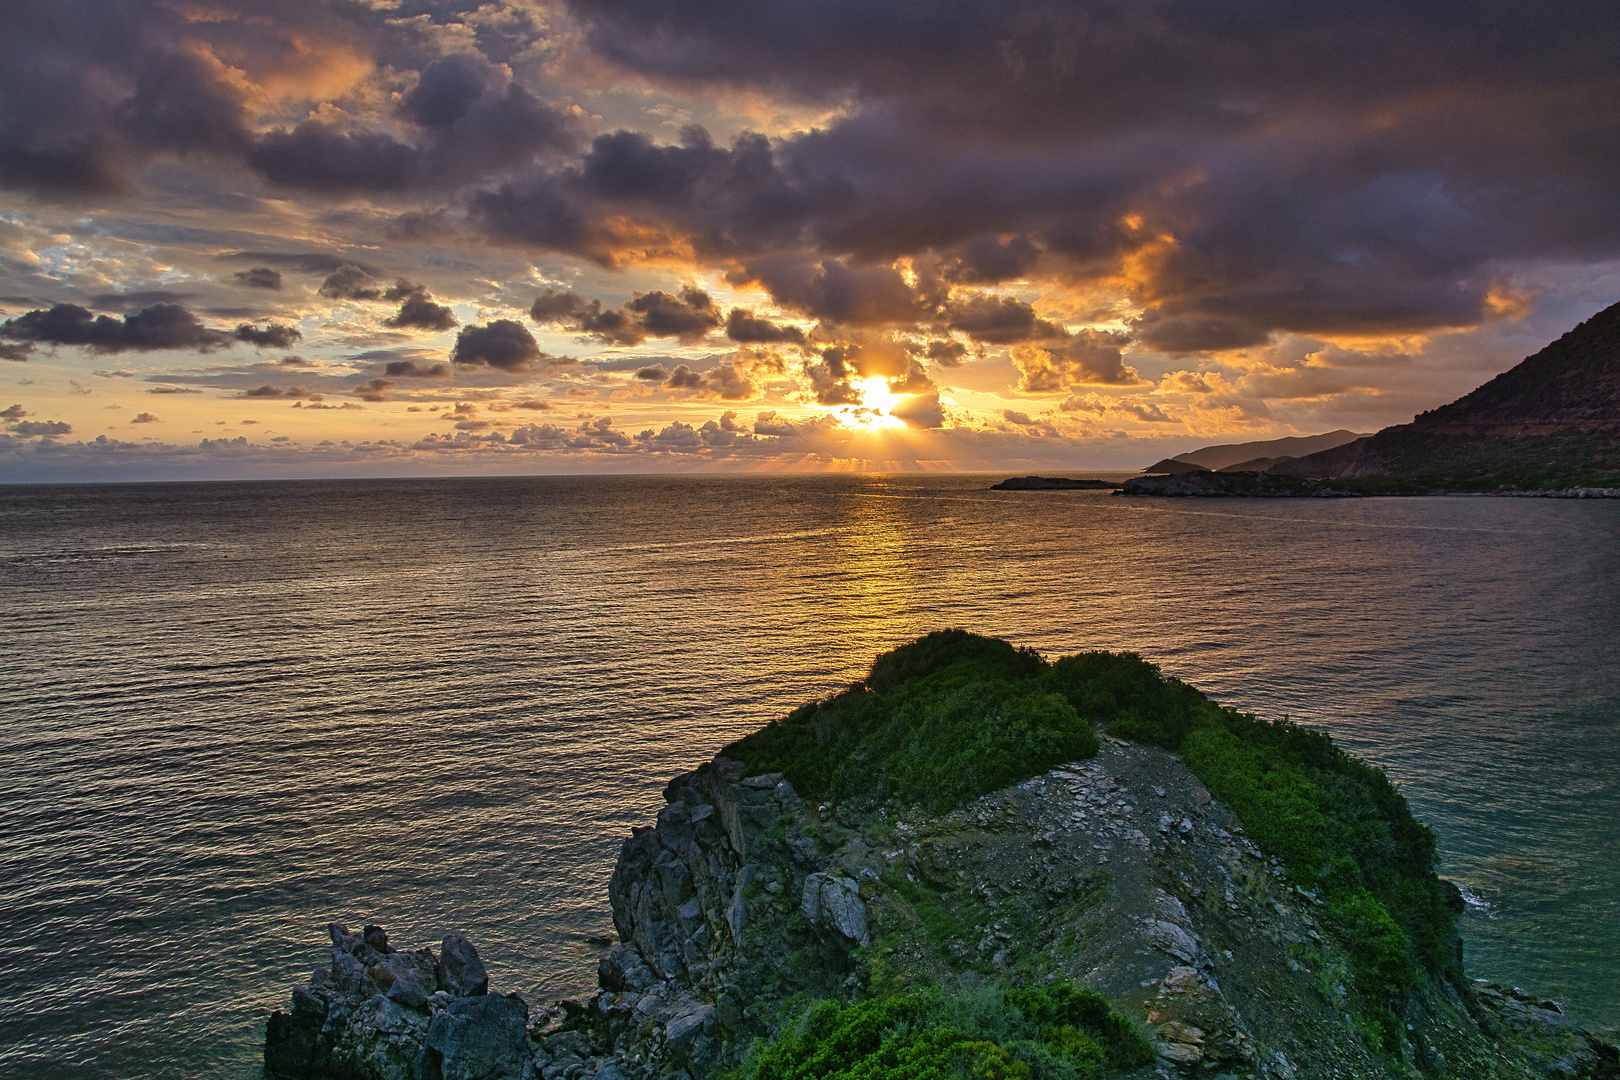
[1,473,1615,1078]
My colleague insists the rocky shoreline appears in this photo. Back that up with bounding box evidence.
[1115,472,1620,498]
[265,740,1618,1080]
[989,476,1123,490]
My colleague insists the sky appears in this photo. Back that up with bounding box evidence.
[2,0,1619,481]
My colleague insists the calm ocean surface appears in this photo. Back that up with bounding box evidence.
[1,473,1615,1077]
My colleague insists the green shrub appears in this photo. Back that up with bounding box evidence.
[724,631,1099,814]
[732,985,1151,1080]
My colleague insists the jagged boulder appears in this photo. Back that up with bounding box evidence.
[438,934,489,998]
[421,995,532,1080]
[264,923,534,1080]
[800,872,868,945]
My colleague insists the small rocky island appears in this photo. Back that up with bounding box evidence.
[266,632,1618,1080]
[990,477,1123,490]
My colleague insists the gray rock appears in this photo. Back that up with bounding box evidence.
[421,994,532,1080]
[599,944,656,992]
[332,948,379,997]
[364,925,392,953]
[378,947,439,1008]
[1147,919,1202,964]
[662,1003,716,1066]
[439,933,489,997]
[544,1030,594,1058]
[800,873,869,945]
[331,922,364,954]
[328,994,430,1080]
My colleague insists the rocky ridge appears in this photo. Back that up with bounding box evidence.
[266,741,1617,1080]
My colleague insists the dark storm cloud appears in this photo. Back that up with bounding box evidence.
[529,287,720,345]
[222,252,385,278]
[943,293,1066,345]
[353,378,395,402]
[6,0,1618,360]
[319,266,384,302]
[923,340,968,366]
[1,343,34,361]
[246,54,579,195]
[383,360,452,378]
[232,323,303,349]
[0,0,374,195]
[382,282,459,332]
[9,420,73,436]
[527,0,1620,347]
[246,125,423,195]
[724,308,806,345]
[234,268,283,290]
[0,303,236,354]
[451,319,544,372]
[469,127,854,268]
[0,4,571,199]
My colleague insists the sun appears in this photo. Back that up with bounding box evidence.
[853,377,910,429]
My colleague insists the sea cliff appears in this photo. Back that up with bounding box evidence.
[265,633,1618,1080]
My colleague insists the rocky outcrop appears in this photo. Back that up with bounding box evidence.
[1118,471,1359,497]
[989,476,1122,490]
[269,751,1618,1080]
[264,923,537,1080]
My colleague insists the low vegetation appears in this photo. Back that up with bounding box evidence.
[724,631,1098,814]
[726,631,1460,1049]
[731,984,1152,1080]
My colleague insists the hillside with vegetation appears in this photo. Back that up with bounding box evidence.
[266,632,1618,1080]
[1125,301,1620,495]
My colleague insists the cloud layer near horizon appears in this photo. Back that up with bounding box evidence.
[2,0,1618,478]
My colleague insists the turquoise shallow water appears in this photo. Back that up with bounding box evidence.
[0,473,1615,1077]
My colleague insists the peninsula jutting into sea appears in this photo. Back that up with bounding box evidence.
[264,633,1619,1080]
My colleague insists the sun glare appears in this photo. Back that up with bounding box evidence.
[853,377,910,429]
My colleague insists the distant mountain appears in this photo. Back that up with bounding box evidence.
[1416,301,1620,432]
[1269,300,1620,490]
[1141,429,1370,473]
[1140,457,1211,474]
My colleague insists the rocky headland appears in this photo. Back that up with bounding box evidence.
[266,633,1618,1080]
[1122,301,1620,497]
